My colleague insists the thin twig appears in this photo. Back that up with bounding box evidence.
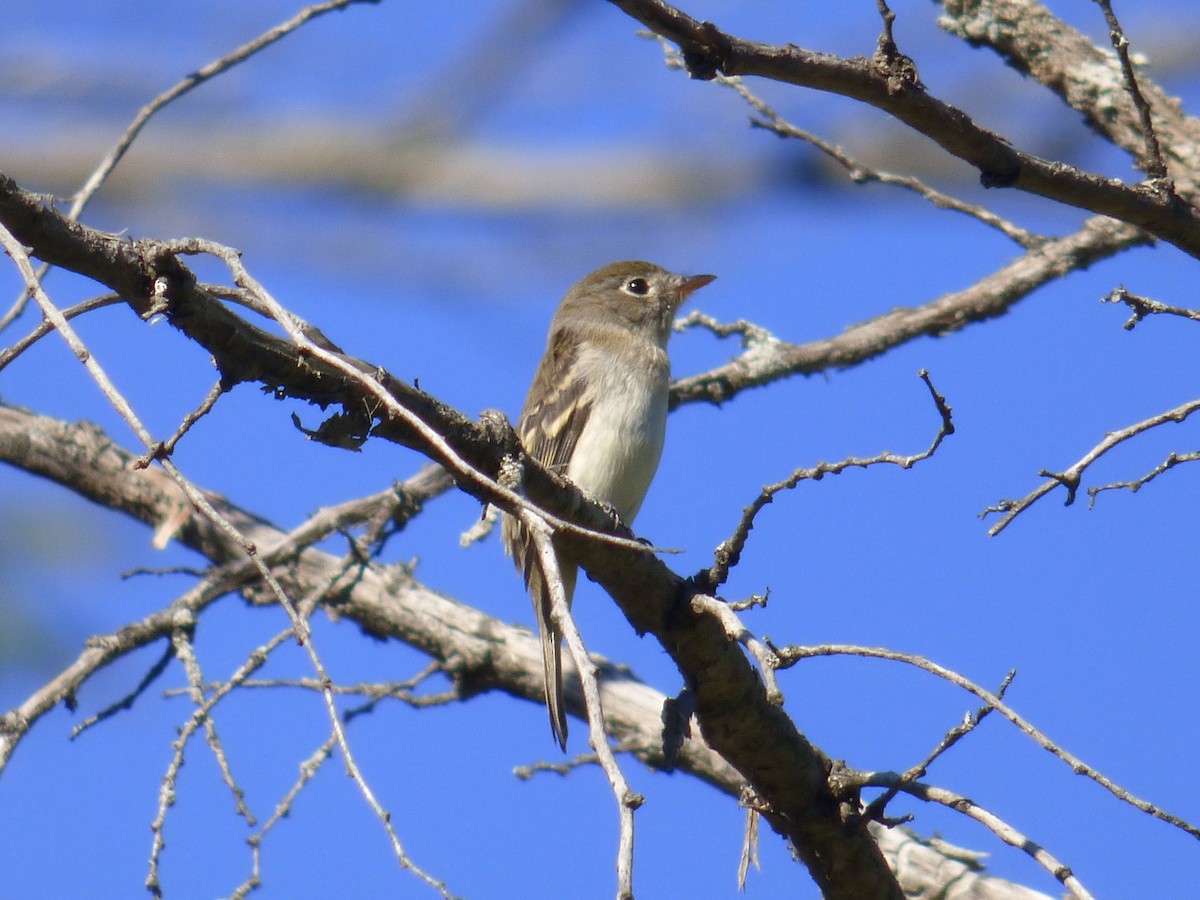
[876,0,898,46]
[1093,0,1174,195]
[0,0,374,335]
[1088,449,1200,505]
[982,396,1200,535]
[231,734,338,900]
[863,670,1016,823]
[654,35,1043,249]
[1102,286,1200,330]
[699,370,952,591]
[0,293,124,371]
[68,0,373,221]
[161,668,459,718]
[152,381,227,461]
[459,500,500,547]
[773,642,1200,841]
[512,748,626,781]
[148,612,257,895]
[69,643,175,738]
[861,774,1095,900]
[725,590,769,613]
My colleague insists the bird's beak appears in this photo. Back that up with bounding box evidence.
[677,273,716,301]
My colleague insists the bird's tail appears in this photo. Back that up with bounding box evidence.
[535,558,576,750]
[539,607,568,751]
[503,513,576,750]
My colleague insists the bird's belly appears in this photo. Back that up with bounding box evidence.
[566,377,667,524]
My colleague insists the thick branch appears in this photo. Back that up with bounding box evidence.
[608,0,1200,258]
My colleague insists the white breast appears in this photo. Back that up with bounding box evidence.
[566,341,670,524]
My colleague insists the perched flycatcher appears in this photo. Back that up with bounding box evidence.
[502,260,716,749]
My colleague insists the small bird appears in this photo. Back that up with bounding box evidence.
[502,260,716,749]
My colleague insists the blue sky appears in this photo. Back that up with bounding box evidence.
[2,1,1199,897]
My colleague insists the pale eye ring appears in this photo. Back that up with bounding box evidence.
[624,277,650,296]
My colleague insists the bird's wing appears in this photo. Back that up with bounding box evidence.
[517,330,592,473]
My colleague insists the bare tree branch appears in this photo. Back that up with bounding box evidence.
[0,0,377,334]
[1102,286,1200,329]
[696,370,952,593]
[773,642,1199,841]
[67,0,377,226]
[670,217,1147,408]
[982,397,1200,535]
[863,670,1016,825]
[608,0,1200,258]
[937,0,1200,193]
[653,36,1045,248]
[1093,0,1173,193]
[864,775,1095,900]
[1088,449,1200,503]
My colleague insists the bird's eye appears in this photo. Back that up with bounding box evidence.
[624,277,649,296]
